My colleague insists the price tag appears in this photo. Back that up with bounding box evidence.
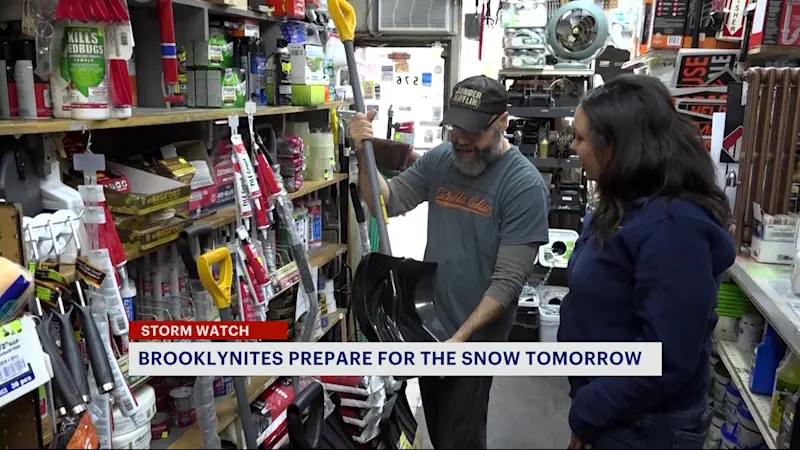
[396,75,420,86]
[0,315,52,408]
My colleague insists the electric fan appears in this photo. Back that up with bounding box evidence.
[546,1,609,70]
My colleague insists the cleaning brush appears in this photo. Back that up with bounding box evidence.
[107,0,133,112]
[55,0,88,22]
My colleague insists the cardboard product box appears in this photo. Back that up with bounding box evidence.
[118,215,193,254]
[750,0,800,47]
[751,235,795,265]
[288,43,325,85]
[103,162,191,216]
[635,0,655,57]
[646,0,690,50]
[211,137,236,208]
[171,140,219,217]
[753,204,798,242]
[186,70,197,107]
[264,0,305,19]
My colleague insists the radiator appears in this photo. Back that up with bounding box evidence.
[733,68,800,251]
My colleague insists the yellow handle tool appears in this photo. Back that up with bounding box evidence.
[329,0,393,255]
[329,0,356,42]
[196,247,234,310]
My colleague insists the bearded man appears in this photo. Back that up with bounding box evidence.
[348,75,550,449]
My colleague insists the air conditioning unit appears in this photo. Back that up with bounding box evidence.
[374,0,456,35]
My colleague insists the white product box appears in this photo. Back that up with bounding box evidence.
[288,43,325,85]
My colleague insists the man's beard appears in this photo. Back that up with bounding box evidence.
[451,129,504,177]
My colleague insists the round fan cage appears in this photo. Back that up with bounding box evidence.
[546,1,609,63]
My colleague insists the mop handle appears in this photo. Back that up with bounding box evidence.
[330,0,392,256]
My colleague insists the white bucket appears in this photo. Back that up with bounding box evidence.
[538,304,560,342]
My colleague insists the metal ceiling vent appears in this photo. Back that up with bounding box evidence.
[375,0,455,34]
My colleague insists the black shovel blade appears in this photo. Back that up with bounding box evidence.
[352,253,448,343]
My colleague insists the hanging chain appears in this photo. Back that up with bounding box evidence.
[537,265,555,290]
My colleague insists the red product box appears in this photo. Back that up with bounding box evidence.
[265,0,305,18]
[750,0,800,47]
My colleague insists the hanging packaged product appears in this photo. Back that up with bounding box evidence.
[66,25,110,120]
[0,41,18,118]
[16,40,52,119]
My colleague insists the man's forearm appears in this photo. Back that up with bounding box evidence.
[452,296,505,341]
[453,244,538,341]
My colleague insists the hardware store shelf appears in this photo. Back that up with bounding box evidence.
[747,45,800,60]
[152,308,347,450]
[0,102,348,137]
[41,352,152,446]
[123,173,349,261]
[714,337,778,448]
[727,257,800,358]
[42,245,346,446]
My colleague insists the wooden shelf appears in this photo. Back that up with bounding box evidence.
[124,174,348,261]
[154,308,348,450]
[308,242,348,268]
[287,173,348,201]
[0,102,348,137]
[747,45,800,60]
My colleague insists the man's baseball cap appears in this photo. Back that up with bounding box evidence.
[441,75,508,134]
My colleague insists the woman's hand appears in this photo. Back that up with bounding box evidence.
[348,110,377,151]
[569,432,590,449]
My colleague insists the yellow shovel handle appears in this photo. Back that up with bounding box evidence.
[197,247,233,310]
[329,0,356,42]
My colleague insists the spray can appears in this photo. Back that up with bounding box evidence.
[66,25,110,120]
[16,40,51,119]
[267,39,291,106]
[0,41,18,118]
[247,37,266,105]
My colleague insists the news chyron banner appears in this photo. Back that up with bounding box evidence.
[127,321,663,377]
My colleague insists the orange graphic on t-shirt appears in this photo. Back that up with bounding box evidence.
[435,187,492,217]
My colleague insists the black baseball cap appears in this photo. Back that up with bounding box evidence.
[441,75,508,134]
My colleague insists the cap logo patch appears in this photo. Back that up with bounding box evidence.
[452,87,482,109]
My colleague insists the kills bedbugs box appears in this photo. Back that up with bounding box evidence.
[103,162,191,216]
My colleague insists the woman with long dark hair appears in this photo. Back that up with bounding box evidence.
[559,74,736,449]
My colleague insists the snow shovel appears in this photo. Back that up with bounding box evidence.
[329,0,443,345]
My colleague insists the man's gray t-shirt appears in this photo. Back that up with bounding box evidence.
[386,143,550,341]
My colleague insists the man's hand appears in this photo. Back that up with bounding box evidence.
[445,333,468,343]
[348,110,377,151]
[569,432,590,449]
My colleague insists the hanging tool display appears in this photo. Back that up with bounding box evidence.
[157,0,183,106]
[177,224,223,449]
[196,246,259,449]
[329,0,393,256]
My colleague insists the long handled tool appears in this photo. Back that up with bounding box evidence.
[178,224,222,449]
[196,246,259,449]
[329,0,392,255]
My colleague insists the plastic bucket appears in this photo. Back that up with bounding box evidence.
[538,304,560,342]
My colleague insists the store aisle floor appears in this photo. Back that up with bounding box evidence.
[389,205,571,448]
[413,376,571,449]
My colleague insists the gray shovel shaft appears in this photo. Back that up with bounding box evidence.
[344,40,392,255]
